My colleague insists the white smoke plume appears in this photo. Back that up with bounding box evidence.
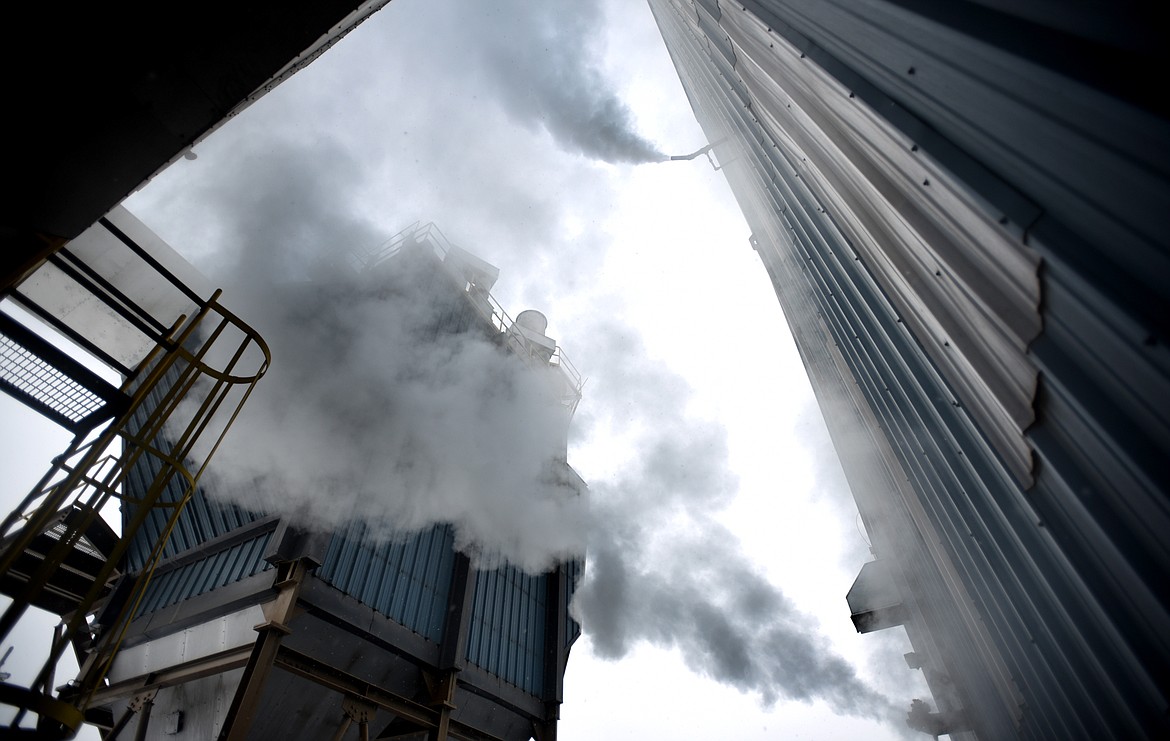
[441,0,665,164]
[195,252,589,573]
[569,324,902,723]
[147,134,900,724]
[128,0,901,721]
[192,270,898,721]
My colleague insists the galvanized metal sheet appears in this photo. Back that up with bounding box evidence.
[318,523,456,642]
[465,565,547,696]
[648,1,1170,737]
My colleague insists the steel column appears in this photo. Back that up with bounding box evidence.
[217,559,307,741]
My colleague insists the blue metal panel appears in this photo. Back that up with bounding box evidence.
[465,565,547,696]
[695,0,720,21]
[134,529,274,617]
[696,2,735,64]
[317,523,455,642]
[122,371,263,572]
[738,0,1170,335]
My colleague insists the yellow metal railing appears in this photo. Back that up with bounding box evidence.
[0,290,269,738]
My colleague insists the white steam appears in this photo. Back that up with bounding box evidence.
[444,0,665,164]
[569,324,901,724]
[199,255,588,572]
[193,273,898,720]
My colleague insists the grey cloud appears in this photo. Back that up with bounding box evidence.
[128,0,626,301]
[196,136,384,284]
[576,475,899,721]
[121,0,902,730]
[441,0,663,164]
[187,253,589,573]
[568,319,898,723]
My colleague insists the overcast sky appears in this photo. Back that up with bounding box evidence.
[3,1,930,738]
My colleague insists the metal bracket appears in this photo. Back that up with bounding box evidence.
[127,690,157,714]
[342,696,378,724]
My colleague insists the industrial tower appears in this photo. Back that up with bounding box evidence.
[2,219,585,741]
[648,1,1170,738]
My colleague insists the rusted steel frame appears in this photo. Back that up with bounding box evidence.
[217,560,307,741]
[89,645,254,708]
[272,647,506,741]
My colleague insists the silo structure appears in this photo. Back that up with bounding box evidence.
[84,223,585,741]
[647,1,1170,738]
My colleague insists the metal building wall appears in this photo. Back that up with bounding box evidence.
[466,565,548,696]
[318,522,457,643]
[2,1,391,243]
[134,529,275,617]
[122,374,265,572]
[648,1,1169,738]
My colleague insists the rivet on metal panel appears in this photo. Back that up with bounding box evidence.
[127,690,157,713]
[342,696,377,723]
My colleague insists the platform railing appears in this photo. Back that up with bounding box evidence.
[0,291,270,738]
[354,222,584,411]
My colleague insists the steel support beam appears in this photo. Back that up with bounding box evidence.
[217,560,307,741]
[438,553,475,672]
[131,693,153,741]
[273,647,506,741]
[422,669,457,741]
[533,564,566,741]
[89,645,254,708]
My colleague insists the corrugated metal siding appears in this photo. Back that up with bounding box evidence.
[134,529,274,617]
[122,368,264,572]
[317,523,456,643]
[563,558,583,650]
[649,1,1170,738]
[720,4,1042,484]
[737,0,1170,332]
[465,565,547,696]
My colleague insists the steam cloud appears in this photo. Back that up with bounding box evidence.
[196,261,896,719]
[173,142,586,571]
[200,272,587,572]
[134,0,898,725]
[447,0,664,164]
[569,325,899,722]
[160,135,896,734]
